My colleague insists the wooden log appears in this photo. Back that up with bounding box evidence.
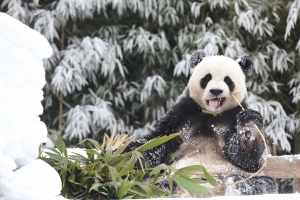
[203,155,300,179]
[293,178,300,193]
[261,155,300,178]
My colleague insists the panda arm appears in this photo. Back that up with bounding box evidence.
[225,109,265,172]
[127,97,200,167]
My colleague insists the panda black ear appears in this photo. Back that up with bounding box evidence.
[190,49,206,68]
[238,55,253,76]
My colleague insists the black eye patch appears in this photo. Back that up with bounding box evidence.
[200,73,212,88]
[224,76,235,92]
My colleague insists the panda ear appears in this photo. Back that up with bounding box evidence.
[190,49,206,68]
[238,55,253,76]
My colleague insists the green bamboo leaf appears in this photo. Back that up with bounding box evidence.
[61,162,68,187]
[79,177,92,188]
[43,146,61,155]
[105,147,112,164]
[172,175,209,196]
[167,176,173,193]
[89,183,103,192]
[56,133,68,158]
[151,171,161,185]
[43,152,63,161]
[108,166,118,188]
[77,138,102,150]
[177,165,204,176]
[117,180,131,199]
[123,195,135,199]
[128,188,147,197]
[113,142,130,156]
[202,166,218,187]
[47,134,59,148]
[139,184,154,197]
[150,163,169,176]
[135,132,180,152]
[84,149,101,157]
[117,159,135,177]
[111,153,130,167]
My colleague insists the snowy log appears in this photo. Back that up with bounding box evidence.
[261,155,300,178]
[204,155,300,178]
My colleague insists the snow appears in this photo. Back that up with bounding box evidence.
[0,12,63,199]
[157,193,300,200]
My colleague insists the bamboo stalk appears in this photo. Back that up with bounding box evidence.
[58,26,65,134]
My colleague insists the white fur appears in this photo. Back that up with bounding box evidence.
[189,55,247,113]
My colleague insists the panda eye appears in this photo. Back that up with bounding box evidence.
[224,76,235,92]
[200,73,212,88]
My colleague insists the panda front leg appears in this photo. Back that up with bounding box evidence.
[227,175,278,195]
[225,109,265,172]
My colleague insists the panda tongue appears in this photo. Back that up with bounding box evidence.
[209,99,219,112]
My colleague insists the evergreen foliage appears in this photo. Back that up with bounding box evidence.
[1,0,300,154]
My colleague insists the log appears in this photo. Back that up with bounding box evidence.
[262,155,300,178]
[203,155,300,179]
[293,178,300,193]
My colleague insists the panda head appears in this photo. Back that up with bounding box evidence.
[188,49,253,114]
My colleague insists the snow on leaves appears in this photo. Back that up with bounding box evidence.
[285,0,300,40]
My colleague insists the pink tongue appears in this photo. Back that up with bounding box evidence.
[209,99,219,112]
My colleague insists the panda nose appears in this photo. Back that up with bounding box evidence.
[209,89,223,96]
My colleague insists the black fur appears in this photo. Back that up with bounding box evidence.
[200,73,212,89]
[224,76,235,92]
[238,55,254,76]
[190,49,206,68]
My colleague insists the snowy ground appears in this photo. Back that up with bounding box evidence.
[0,12,63,200]
[157,193,300,200]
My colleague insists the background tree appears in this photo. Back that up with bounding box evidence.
[1,0,299,156]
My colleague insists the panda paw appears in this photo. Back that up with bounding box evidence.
[236,109,265,151]
[236,109,263,128]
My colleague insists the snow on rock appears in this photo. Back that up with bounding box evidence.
[0,12,62,199]
[5,160,62,200]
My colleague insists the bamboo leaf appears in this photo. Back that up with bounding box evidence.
[117,180,131,198]
[78,138,102,150]
[113,142,130,156]
[89,183,103,192]
[43,146,61,155]
[56,133,68,158]
[202,166,218,187]
[150,163,169,176]
[138,184,154,197]
[105,147,112,164]
[135,132,180,152]
[177,165,204,176]
[172,175,209,196]
[111,153,130,167]
[47,134,59,147]
[108,166,118,188]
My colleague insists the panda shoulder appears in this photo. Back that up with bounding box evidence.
[176,86,190,103]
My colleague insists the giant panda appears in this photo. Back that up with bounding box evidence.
[127,49,278,196]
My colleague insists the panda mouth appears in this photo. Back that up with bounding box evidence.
[207,98,224,112]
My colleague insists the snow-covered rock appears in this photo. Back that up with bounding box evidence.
[0,12,62,199]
